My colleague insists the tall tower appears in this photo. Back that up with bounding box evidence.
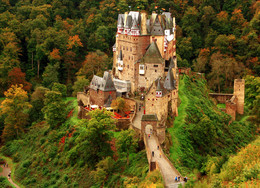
[233,79,245,114]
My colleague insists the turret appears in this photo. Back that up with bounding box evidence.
[124,15,132,35]
[156,79,163,98]
[131,19,140,36]
[117,15,124,34]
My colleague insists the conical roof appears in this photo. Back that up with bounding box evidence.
[169,57,175,69]
[164,68,176,90]
[131,18,139,30]
[156,78,163,91]
[125,15,132,29]
[117,14,124,27]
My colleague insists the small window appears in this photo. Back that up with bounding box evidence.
[127,47,128,51]
[154,65,158,67]
[155,70,157,72]
[130,47,132,51]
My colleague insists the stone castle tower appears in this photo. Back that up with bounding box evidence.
[233,79,245,114]
[112,11,177,93]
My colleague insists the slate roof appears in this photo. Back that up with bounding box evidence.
[156,78,163,91]
[125,15,132,28]
[164,68,176,90]
[141,114,158,121]
[90,71,116,92]
[142,42,164,64]
[131,19,139,30]
[169,57,175,69]
[117,14,124,27]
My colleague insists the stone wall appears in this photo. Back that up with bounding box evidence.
[137,63,164,90]
[145,83,169,121]
[89,89,116,107]
[209,93,233,103]
[225,98,237,121]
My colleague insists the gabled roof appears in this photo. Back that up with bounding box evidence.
[164,68,176,90]
[141,114,158,121]
[151,15,164,35]
[142,42,164,64]
[90,71,116,92]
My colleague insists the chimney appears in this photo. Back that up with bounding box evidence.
[141,11,147,35]
[124,12,128,27]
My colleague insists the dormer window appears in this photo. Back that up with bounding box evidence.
[156,91,162,98]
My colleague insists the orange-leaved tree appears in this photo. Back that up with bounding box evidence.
[8,67,32,92]
[0,85,32,141]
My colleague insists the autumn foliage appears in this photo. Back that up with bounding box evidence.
[8,67,32,92]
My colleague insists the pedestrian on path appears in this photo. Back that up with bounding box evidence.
[148,134,150,138]
[157,145,159,150]
[184,176,188,182]
[175,176,178,182]
[178,176,180,182]
[6,163,8,168]
[3,163,5,167]
[159,153,161,158]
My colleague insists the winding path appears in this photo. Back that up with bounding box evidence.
[131,100,184,187]
[0,164,20,188]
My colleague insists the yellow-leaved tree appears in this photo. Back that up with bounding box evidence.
[0,84,32,142]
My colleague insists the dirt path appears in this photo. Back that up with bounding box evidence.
[0,164,20,188]
[147,134,184,188]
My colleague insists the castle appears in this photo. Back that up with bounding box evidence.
[78,11,179,132]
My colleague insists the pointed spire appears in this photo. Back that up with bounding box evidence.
[156,78,163,91]
[169,57,175,69]
[131,18,139,30]
[164,68,176,90]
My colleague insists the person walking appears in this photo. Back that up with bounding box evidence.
[178,176,180,182]
[175,176,178,182]
[157,145,159,150]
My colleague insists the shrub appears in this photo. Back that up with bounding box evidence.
[52,83,67,97]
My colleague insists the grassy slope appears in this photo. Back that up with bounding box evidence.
[1,97,161,187]
[167,75,257,175]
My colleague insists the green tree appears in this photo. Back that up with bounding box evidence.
[72,77,89,96]
[116,129,138,165]
[52,82,67,97]
[111,97,130,116]
[74,109,116,168]
[29,86,49,123]
[42,63,59,88]
[42,91,66,129]
[0,85,32,141]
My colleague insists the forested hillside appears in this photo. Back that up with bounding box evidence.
[0,0,259,187]
[0,0,259,96]
[168,75,257,169]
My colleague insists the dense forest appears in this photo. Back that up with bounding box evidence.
[0,0,259,96]
[0,0,259,187]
